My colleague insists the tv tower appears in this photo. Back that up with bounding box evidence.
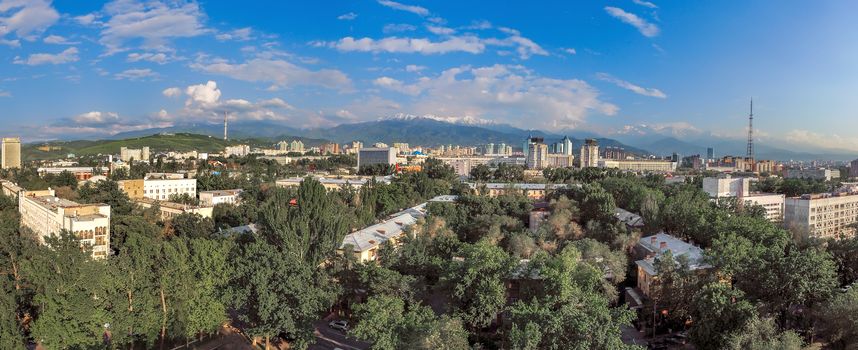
[223,111,229,141]
[746,99,754,161]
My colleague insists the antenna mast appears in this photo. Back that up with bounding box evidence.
[223,111,229,141]
[746,99,754,161]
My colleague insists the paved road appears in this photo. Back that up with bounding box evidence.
[308,320,369,350]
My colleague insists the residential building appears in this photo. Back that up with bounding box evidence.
[289,140,305,153]
[276,175,390,191]
[526,139,548,169]
[1,180,23,199]
[2,137,21,169]
[199,189,243,206]
[704,176,784,222]
[321,143,340,155]
[224,144,251,157]
[744,193,786,223]
[392,143,410,154]
[346,141,363,154]
[579,139,599,168]
[135,197,213,220]
[18,189,111,259]
[437,156,493,177]
[484,143,495,155]
[119,146,150,163]
[529,202,550,232]
[604,146,626,160]
[851,159,858,179]
[634,233,711,298]
[597,159,676,172]
[545,154,575,168]
[118,176,197,200]
[561,136,574,156]
[37,167,108,180]
[468,183,574,201]
[784,168,836,181]
[615,208,645,231]
[785,192,858,239]
[358,147,396,168]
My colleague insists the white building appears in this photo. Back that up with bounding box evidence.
[784,168,838,181]
[785,192,858,239]
[118,176,197,201]
[224,144,251,157]
[744,193,786,223]
[120,146,150,163]
[18,189,111,259]
[579,139,599,168]
[199,189,243,206]
[135,198,213,220]
[598,159,676,172]
[704,176,784,223]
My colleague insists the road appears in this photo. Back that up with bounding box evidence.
[308,320,369,350]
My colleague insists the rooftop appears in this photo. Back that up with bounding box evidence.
[615,208,644,227]
[199,189,243,196]
[635,232,710,275]
[340,198,437,252]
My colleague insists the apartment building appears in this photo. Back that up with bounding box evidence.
[785,192,858,239]
[2,137,21,169]
[546,154,575,168]
[436,156,493,177]
[118,176,197,200]
[275,175,391,191]
[703,176,784,222]
[224,144,251,157]
[119,146,150,163]
[135,197,213,220]
[634,233,711,298]
[784,168,837,181]
[199,189,243,206]
[526,142,548,169]
[468,183,574,201]
[1,180,23,199]
[598,159,677,172]
[18,189,110,259]
[579,139,599,168]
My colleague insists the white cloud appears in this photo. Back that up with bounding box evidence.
[99,0,208,54]
[0,90,10,97]
[115,68,157,80]
[382,23,416,33]
[604,6,660,37]
[562,48,576,55]
[0,0,59,40]
[184,80,221,106]
[192,57,353,91]
[215,27,252,41]
[405,64,426,72]
[127,52,171,64]
[43,34,78,45]
[785,130,858,152]
[74,13,97,25]
[14,46,78,65]
[464,20,492,30]
[71,111,120,125]
[426,25,454,35]
[596,72,666,98]
[337,12,357,20]
[370,64,618,129]
[632,0,658,9]
[327,36,484,55]
[0,38,19,47]
[377,0,429,16]
[162,86,181,97]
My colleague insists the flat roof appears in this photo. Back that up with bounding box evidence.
[199,189,243,196]
[636,232,710,275]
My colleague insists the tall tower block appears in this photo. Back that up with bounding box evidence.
[746,99,754,161]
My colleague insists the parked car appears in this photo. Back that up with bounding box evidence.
[328,320,349,331]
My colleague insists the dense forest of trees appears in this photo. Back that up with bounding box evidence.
[1,160,857,349]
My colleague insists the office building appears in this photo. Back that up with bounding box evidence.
[597,159,676,172]
[224,144,251,157]
[358,147,396,168]
[560,136,574,156]
[1,137,21,169]
[199,189,243,206]
[579,139,599,168]
[852,159,858,179]
[707,147,714,160]
[785,192,858,239]
[634,233,711,298]
[119,146,150,163]
[118,175,197,201]
[526,138,548,169]
[18,189,111,259]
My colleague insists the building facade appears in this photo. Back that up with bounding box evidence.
[634,233,710,298]
[119,177,197,200]
[598,159,676,172]
[2,137,21,169]
[358,147,396,168]
[784,168,836,181]
[119,146,150,163]
[19,189,111,259]
[579,139,599,168]
[199,189,243,206]
[135,198,213,220]
[526,142,548,169]
[785,192,858,239]
[224,144,251,157]
[851,159,858,179]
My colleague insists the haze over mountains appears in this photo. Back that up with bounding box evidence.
[45,115,853,161]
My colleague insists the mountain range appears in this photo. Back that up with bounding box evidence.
[40,115,854,161]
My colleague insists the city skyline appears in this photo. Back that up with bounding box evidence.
[1,1,857,152]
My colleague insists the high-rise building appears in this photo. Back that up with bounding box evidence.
[522,135,534,158]
[561,136,574,156]
[358,147,396,168]
[289,140,305,153]
[1,137,21,169]
[604,146,626,160]
[526,138,548,169]
[484,143,495,155]
[706,147,714,159]
[850,159,858,179]
[321,143,340,155]
[277,141,290,151]
[579,139,599,168]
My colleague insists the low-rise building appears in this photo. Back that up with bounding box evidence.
[598,159,677,172]
[118,176,197,200]
[199,189,243,206]
[224,144,251,157]
[135,197,213,220]
[468,183,573,201]
[615,208,644,231]
[37,167,108,180]
[634,233,711,298]
[275,175,391,191]
[1,180,23,199]
[704,176,784,223]
[785,192,858,239]
[357,147,396,168]
[784,168,837,181]
[18,189,111,259]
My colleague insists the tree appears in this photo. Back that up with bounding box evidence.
[422,158,456,181]
[351,295,469,350]
[469,164,492,182]
[579,184,617,224]
[815,288,858,348]
[107,228,162,348]
[0,279,25,350]
[23,232,108,349]
[167,213,215,239]
[493,163,524,182]
[725,317,803,350]
[444,241,514,330]
[689,283,756,350]
[77,179,135,215]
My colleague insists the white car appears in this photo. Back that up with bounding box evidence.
[328,320,349,331]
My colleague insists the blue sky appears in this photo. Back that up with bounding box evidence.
[0,0,857,151]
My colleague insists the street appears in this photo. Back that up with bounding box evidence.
[308,320,369,350]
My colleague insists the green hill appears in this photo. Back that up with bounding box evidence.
[23,133,261,160]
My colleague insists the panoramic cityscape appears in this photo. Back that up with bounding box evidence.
[1,1,858,350]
